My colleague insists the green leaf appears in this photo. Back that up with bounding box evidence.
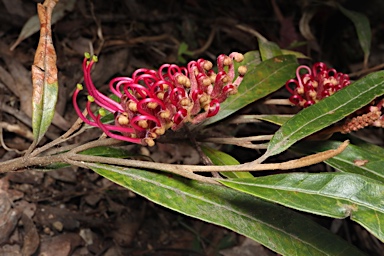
[88,163,364,255]
[31,79,58,144]
[264,70,384,158]
[256,114,293,126]
[31,2,59,144]
[348,135,384,156]
[177,42,194,63]
[220,172,384,242]
[80,146,142,159]
[281,49,310,59]
[43,146,149,170]
[258,38,282,61]
[338,4,371,65]
[205,53,298,125]
[294,140,384,183]
[201,145,253,178]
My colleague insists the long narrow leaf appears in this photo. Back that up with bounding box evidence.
[258,38,282,61]
[220,172,384,242]
[338,4,371,65]
[204,53,298,125]
[87,163,364,255]
[264,70,384,158]
[31,1,59,144]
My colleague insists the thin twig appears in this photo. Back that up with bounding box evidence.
[235,24,268,42]
[263,99,293,105]
[186,126,220,178]
[0,122,34,141]
[0,126,27,154]
[201,135,272,150]
[68,138,125,154]
[0,139,349,184]
[203,135,273,143]
[0,103,57,140]
[68,140,349,173]
[191,27,216,56]
[30,109,91,157]
[80,160,219,184]
[228,114,294,124]
[348,63,384,78]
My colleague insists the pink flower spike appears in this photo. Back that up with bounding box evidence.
[285,79,298,95]
[85,97,100,124]
[95,114,143,145]
[122,83,151,102]
[82,56,124,113]
[191,89,204,102]
[72,85,98,127]
[169,87,188,107]
[151,80,173,95]
[74,52,247,146]
[312,62,327,77]
[286,62,350,108]
[167,64,184,80]
[131,114,161,131]
[216,54,226,72]
[295,65,312,88]
[172,108,188,126]
[210,71,227,98]
[222,84,236,97]
[207,99,220,117]
[289,94,304,106]
[109,77,133,98]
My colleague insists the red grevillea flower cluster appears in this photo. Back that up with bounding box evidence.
[73,52,247,146]
[285,62,351,108]
[285,62,384,132]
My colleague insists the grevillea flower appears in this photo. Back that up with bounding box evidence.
[73,52,247,146]
[285,62,351,108]
[285,62,384,132]
[341,97,384,132]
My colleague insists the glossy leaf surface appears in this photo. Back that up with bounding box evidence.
[88,163,364,255]
[204,53,298,125]
[220,172,384,242]
[256,115,292,126]
[258,38,282,61]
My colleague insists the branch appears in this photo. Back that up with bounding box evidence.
[68,140,349,173]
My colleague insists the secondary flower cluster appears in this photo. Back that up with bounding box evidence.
[73,52,247,146]
[285,62,384,132]
[341,98,384,132]
[285,62,351,108]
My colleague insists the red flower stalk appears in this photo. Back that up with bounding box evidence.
[285,62,351,108]
[73,52,247,146]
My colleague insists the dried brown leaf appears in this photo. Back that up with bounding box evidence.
[10,0,76,51]
[32,0,58,106]
[30,0,59,146]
